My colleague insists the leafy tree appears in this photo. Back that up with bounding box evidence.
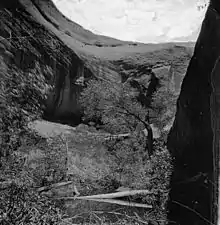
[79,79,154,156]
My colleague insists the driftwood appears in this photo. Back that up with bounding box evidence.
[55,189,151,200]
[81,198,152,209]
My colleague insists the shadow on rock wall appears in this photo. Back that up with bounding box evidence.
[167,1,220,224]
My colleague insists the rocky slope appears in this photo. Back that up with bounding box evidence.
[0,0,193,125]
[167,1,220,224]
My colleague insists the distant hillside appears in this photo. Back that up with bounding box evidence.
[0,0,194,125]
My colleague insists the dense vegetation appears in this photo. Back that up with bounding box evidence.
[0,56,65,224]
[0,47,175,224]
[77,78,174,222]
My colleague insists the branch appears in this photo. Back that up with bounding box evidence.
[55,189,152,200]
[117,106,153,156]
[173,201,214,225]
[79,198,152,209]
[118,105,150,129]
[103,133,131,140]
[85,103,154,156]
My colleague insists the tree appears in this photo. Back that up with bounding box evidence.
[79,79,154,156]
[79,79,173,215]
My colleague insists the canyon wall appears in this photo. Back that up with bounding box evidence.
[0,0,191,126]
[167,1,220,224]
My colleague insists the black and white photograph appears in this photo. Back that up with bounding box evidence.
[0,0,217,224]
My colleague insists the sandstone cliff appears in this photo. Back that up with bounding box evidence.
[167,1,220,224]
[2,0,215,224]
[0,0,193,125]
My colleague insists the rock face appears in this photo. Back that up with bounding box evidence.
[0,0,193,125]
[167,1,220,224]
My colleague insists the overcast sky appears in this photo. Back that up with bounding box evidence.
[53,0,209,43]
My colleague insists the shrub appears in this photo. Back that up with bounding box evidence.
[0,59,49,158]
[0,56,66,224]
[0,183,63,225]
[0,149,65,225]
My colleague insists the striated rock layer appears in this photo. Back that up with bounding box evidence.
[0,0,193,125]
[167,1,220,224]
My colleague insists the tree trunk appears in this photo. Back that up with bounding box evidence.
[143,122,153,157]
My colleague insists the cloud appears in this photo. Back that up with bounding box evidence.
[52,0,208,43]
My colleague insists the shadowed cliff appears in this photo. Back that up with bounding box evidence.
[0,0,193,126]
[2,0,217,224]
[167,1,220,224]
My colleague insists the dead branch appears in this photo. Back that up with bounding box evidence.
[173,200,214,225]
[78,198,152,209]
[55,189,151,200]
[103,133,131,140]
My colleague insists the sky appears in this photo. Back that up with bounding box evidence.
[52,0,209,43]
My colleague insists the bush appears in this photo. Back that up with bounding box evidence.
[0,183,63,225]
[0,56,66,224]
[0,147,65,225]
[105,138,172,209]
[0,59,50,158]
[79,77,173,223]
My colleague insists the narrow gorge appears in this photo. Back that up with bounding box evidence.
[1,0,219,224]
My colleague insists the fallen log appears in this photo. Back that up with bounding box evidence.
[83,198,152,209]
[55,189,151,200]
[63,197,152,209]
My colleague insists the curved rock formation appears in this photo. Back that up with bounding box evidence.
[167,1,220,224]
[0,0,193,125]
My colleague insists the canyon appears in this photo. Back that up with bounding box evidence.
[1,0,219,224]
[0,0,192,125]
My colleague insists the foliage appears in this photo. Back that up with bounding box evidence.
[0,58,50,157]
[79,79,155,158]
[142,141,172,208]
[0,47,174,224]
[21,134,68,187]
[105,138,172,208]
[0,183,63,225]
[80,79,149,133]
[0,140,66,225]
[0,57,66,224]
[79,78,173,219]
